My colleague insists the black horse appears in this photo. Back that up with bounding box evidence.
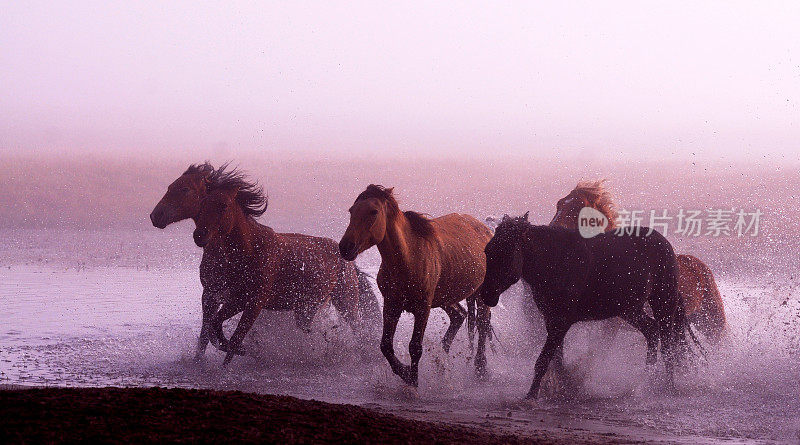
[479,214,692,399]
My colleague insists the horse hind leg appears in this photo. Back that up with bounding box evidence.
[622,310,660,367]
[650,295,684,394]
[293,294,328,333]
[441,303,467,354]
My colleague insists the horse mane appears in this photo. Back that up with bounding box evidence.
[183,162,215,177]
[207,163,268,218]
[572,179,619,230]
[495,214,531,235]
[356,184,435,239]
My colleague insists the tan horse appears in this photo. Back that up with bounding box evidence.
[338,185,493,386]
[550,179,726,343]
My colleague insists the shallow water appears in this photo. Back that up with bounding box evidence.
[1,230,799,443]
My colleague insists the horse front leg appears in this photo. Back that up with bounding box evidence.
[222,304,262,367]
[380,299,407,381]
[527,325,568,399]
[209,298,248,355]
[402,306,431,387]
[195,289,220,361]
[474,300,491,379]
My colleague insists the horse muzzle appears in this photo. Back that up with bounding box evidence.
[193,228,209,247]
[150,208,169,229]
[338,240,358,261]
[479,285,501,308]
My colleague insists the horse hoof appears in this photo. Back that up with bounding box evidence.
[222,355,234,367]
[474,355,487,380]
[398,366,418,387]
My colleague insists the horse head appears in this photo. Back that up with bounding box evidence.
[549,179,617,231]
[480,214,527,307]
[150,163,214,228]
[339,184,396,261]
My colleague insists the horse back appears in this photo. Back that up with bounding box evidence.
[590,228,676,269]
[274,232,349,284]
[254,230,352,310]
[579,229,679,315]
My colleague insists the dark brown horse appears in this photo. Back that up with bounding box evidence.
[338,185,493,386]
[550,180,726,343]
[480,214,694,398]
[150,164,380,363]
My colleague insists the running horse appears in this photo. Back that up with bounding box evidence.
[550,180,726,343]
[150,164,381,364]
[480,214,694,398]
[338,185,494,386]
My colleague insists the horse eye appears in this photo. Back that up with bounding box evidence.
[369,209,378,216]
[182,187,191,194]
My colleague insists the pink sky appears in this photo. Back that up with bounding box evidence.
[2,2,799,163]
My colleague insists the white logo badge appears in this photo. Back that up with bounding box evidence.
[578,207,608,238]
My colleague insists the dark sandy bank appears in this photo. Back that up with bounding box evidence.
[0,387,584,444]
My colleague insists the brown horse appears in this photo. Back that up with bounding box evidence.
[150,164,381,363]
[338,185,493,386]
[549,179,726,344]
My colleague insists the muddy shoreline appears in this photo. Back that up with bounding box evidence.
[0,387,596,444]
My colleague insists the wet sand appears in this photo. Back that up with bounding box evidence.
[0,386,599,444]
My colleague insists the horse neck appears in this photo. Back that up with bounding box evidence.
[223,208,265,253]
[522,225,578,269]
[376,211,422,271]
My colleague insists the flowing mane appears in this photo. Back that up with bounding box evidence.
[183,162,214,177]
[572,179,619,230]
[355,184,435,238]
[494,213,537,240]
[207,163,268,218]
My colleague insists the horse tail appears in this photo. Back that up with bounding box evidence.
[692,256,727,344]
[355,266,382,329]
[674,297,707,364]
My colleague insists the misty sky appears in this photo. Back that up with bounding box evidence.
[2,2,799,163]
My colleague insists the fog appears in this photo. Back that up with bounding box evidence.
[2,2,800,162]
[1,154,797,280]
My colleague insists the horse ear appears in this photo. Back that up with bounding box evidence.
[522,211,529,221]
[502,214,511,222]
[201,166,214,189]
